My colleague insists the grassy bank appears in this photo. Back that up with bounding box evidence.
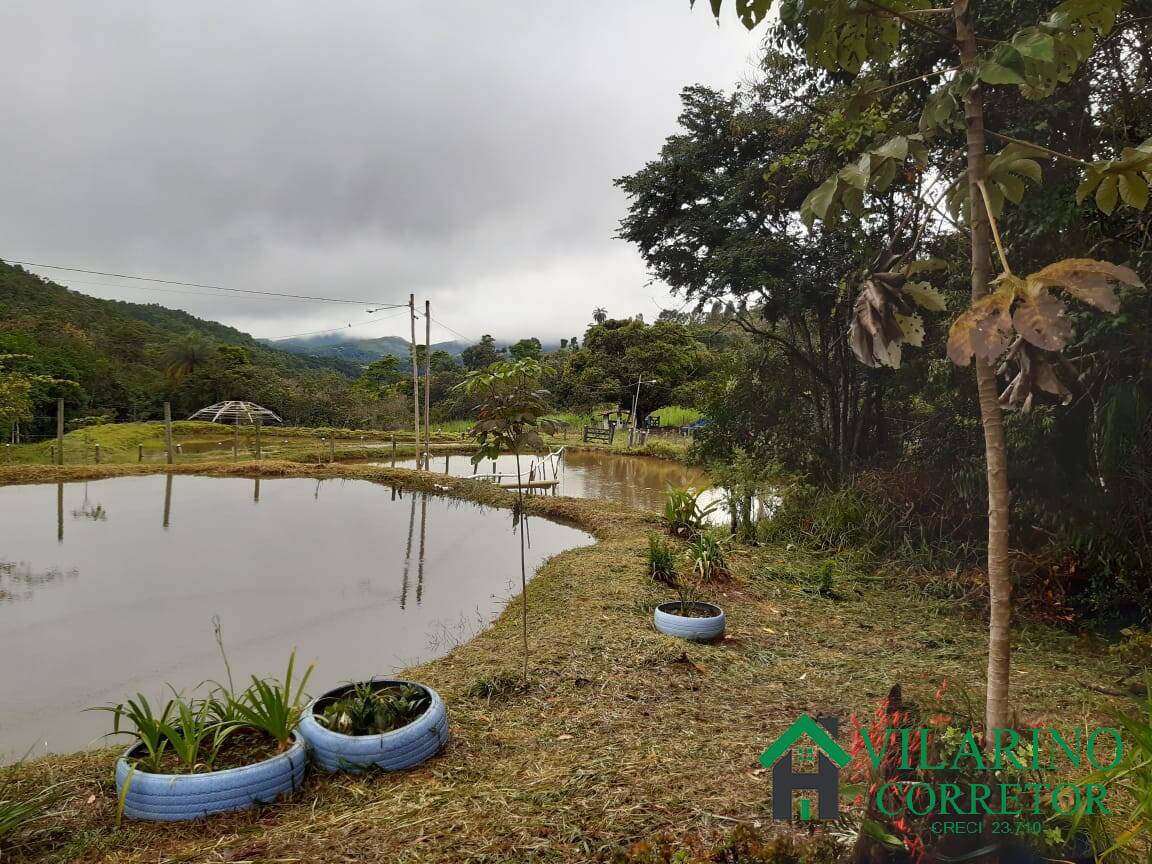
[0,461,1126,863]
[2,420,694,467]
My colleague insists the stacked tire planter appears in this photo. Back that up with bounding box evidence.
[114,734,307,822]
[297,679,449,773]
[653,601,726,642]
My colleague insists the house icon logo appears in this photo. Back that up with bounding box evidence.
[760,715,850,821]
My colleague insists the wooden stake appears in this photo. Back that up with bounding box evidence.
[94,443,101,464]
[138,444,144,462]
[233,423,239,461]
[255,419,262,460]
[164,402,174,465]
[56,397,64,465]
[329,437,336,463]
[409,294,422,469]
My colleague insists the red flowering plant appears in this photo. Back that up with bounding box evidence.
[842,682,1071,864]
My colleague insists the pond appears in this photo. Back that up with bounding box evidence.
[385,449,719,514]
[0,476,592,760]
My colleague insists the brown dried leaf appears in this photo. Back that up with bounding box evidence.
[1012,290,1071,351]
[947,289,1015,366]
[1027,258,1143,313]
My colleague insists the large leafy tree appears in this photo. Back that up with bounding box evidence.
[696,0,1145,737]
[617,75,923,480]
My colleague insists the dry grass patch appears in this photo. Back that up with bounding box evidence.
[0,461,1127,863]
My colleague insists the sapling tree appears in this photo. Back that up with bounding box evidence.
[694,0,1145,735]
[460,358,559,682]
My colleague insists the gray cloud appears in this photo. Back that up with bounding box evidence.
[1,1,756,343]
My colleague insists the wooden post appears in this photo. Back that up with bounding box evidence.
[255,419,262,460]
[423,299,432,470]
[177,443,183,455]
[94,443,101,464]
[233,423,239,461]
[138,444,144,462]
[391,433,396,466]
[56,397,65,465]
[329,437,336,463]
[409,294,422,469]
[164,402,174,465]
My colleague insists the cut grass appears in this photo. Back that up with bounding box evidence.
[0,460,1129,863]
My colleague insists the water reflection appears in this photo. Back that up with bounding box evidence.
[379,449,717,513]
[0,560,79,604]
[0,475,591,758]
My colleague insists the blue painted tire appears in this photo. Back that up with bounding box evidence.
[114,733,306,822]
[653,601,726,642]
[297,680,449,773]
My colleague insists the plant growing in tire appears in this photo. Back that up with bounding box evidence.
[297,679,450,774]
[100,651,312,822]
[653,530,727,643]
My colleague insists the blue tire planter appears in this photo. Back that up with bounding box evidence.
[114,734,307,822]
[297,679,449,773]
[653,601,726,642]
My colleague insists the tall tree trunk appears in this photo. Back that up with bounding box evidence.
[954,0,1013,736]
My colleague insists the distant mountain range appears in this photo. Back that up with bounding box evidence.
[263,334,469,363]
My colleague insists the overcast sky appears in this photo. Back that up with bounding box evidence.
[2,2,757,345]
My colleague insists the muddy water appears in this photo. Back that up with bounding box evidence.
[388,449,717,513]
[0,476,591,760]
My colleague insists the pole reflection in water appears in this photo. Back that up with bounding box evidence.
[400,490,415,609]
[0,475,592,758]
[253,477,260,503]
[417,493,427,605]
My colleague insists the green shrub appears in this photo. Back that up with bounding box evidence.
[646,405,702,428]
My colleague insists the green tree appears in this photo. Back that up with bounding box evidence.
[698,0,1144,737]
[592,307,608,324]
[460,358,558,683]
[461,334,502,371]
[509,337,542,360]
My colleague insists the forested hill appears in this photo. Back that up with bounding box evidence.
[0,260,366,429]
[268,333,467,363]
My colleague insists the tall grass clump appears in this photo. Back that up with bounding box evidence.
[647,535,677,586]
[663,487,719,539]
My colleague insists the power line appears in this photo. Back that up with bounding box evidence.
[261,307,409,342]
[427,314,474,344]
[3,258,408,308]
[35,277,328,304]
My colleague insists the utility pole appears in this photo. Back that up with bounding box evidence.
[423,299,432,469]
[409,294,422,467]
[628,375,657,450]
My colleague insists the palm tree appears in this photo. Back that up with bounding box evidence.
[163,333,215,385]
[592,307,608,324]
